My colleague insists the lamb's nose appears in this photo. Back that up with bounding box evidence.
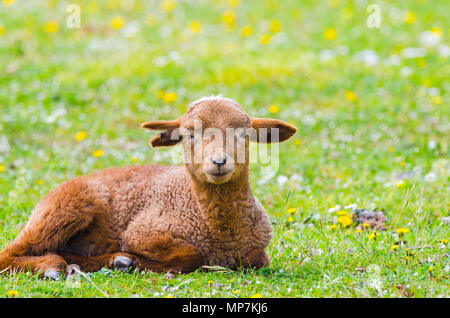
[212,157,226,168]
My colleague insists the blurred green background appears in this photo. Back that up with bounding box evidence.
[0,0,448,297]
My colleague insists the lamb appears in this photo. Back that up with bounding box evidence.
[0,96,297,279]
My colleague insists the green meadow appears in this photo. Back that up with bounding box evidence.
[0,0,448,297]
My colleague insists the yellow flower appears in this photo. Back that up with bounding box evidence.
[45,21,59,33]
[3,0,16,6]
[268,105,279,113]
[294,139,301,146]
[233,290,240,295]
[328,0,341,7]
[162,92,178,103]
[110,16,125,30]
[0,25,5,36]
[251,293,262,298]
[75,131,88,142]
[355,229,362,233]
[368,232,378,240]
[241,25,253,37]
[404,11,416,24]
[222,10,236,25]
[287,217,294,222]
[329,224,337,229]
[0,165,5,172]
[431,96,442,104]
[260,34,272,45]
[428,266,433,272]
[336,210,348,216]
[161,0,176,12]
[269,20,282,33]
[227,0,241,8]
[287,208,296,214]
[37,179,44,185]
[363,222,370,227]
[92,150,105,157]
[440,239,448,245]
[389,146,395,153]
[131,157,138,163]
[208,280,215,284]
[345,90,357,102]
[391,244,398,250]
[400,161,406,167]
[324,28,337,40]
[396,228,410,234]
[337,215,352,227]
[430,27,443,38]
[189,21,202,33]
[6,290,18,297]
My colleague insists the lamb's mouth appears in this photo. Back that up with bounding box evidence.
[205,170,233,183]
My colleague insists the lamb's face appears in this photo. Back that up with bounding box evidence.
[142,96,298,185]
[180,100,252,184]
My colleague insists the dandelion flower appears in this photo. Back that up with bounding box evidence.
[221,10,236,25]
[3,0,16,6]
[0,25,5,36]
[0,165,5,172]
[396,228,410,234]
[294,139,301,146]
[336,210,348,216]
[363,222,370,227]
[45,21,59,33]
[428,266,433,272]
[227,0,240,8]
[251,293,262,298]
[93,150,105,157]
[431,96,442,104]
[260,34,272,45]
[161,0,176,12]
[110,16,125,30]
[287,208,296,214]
[75,131,88,142]
[440,238,448,245]
[368,232,378,240]
[345,90,357,102]
[208,280,215,284]
[404,11,416,24]
[162,92,178,103]
[269,20,282,33]
[337,215,352,227]
[233,290,240,295]
[389,146,395,153]
[430,27,443,38]
[131,157,138,163]
[241,25,253,37]
[189,21,202,33]
[391,244,398,250]
[355,229,362,233]
[329,224,337,229]
[400,161,406,167]
[324,28,337,40]
[37,179,44,185]
[269,105,279,113]
[6,290,18,297]
[287,217,294,222]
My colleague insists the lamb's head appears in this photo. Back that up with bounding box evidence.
[142,96,297,184]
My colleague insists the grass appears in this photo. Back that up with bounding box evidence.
[0,0,448,298]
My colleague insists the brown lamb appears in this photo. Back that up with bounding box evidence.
[0,96,297,279]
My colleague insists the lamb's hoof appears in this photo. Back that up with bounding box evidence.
[44,269,61,280]
[114,256,132,272]
[67,264,81,277]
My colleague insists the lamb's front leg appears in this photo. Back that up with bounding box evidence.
[123,231,205,273]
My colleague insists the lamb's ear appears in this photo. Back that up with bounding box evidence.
[141,119,182,147]
[251,118,297,143]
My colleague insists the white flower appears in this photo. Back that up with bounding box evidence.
[424,172,437,182]
[437,44,449,58]
[401,47,426,58]
[354,50,379,66]
[419,31,441,48]
[400,66,412,77]
[276,175,288,186]
[385,54,401,66]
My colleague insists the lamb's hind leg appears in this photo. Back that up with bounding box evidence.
[60,252,138,273]
[0,179,105,278]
